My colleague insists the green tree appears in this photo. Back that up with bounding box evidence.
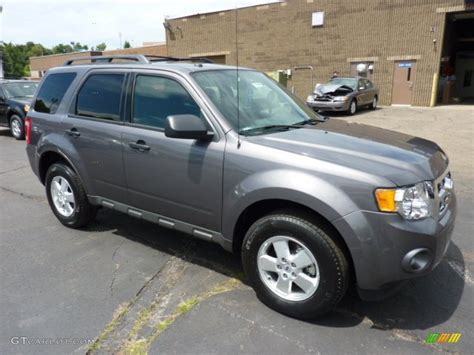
[95,43,107,51]
[1,42,29,78]
[70,42,89,52]
[123,41,131,49]
[52,43,74,54]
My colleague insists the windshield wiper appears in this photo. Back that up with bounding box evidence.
[295,116,328,125]
[240,124,304,135]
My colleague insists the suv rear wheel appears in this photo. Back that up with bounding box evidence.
[242,211,349,319]
[45,163,97,228]
[10,115,25,140]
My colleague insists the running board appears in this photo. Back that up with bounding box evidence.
[87,195,230,250]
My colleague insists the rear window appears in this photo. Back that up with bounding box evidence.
[34,73,76,114]
[76,74,125,121]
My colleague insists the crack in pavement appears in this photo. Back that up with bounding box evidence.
[0,185,45,202]
[0,165,29,175]
[109,241,125,297]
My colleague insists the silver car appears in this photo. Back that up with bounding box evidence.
[306,77,379,115]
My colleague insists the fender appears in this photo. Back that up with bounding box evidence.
[7,107,25,121]
[36,132,95,194]
[222,169,359,242]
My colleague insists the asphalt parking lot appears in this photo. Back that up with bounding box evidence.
[1,106,473,354]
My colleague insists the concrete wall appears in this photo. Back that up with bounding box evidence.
[166,0,471,106]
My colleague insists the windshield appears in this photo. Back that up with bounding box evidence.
[3,82,38,99]
[192,70,322,135]
[326,78,357,90]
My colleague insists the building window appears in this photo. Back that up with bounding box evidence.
[350,62,374,80]
[312,12,324,27]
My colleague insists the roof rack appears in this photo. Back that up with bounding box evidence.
[64,55,149,66]
[63,54,215,66]
[146,56,215,64]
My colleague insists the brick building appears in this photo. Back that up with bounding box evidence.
[29,43,167,79]
[165,0,474,106]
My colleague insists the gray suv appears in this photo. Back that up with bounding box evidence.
[26,55,456,319]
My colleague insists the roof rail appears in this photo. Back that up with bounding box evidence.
[64,55,150,66]
[146,56,215,64]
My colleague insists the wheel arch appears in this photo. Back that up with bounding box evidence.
[7,109,24,125]
[38,149,80,185]
[231,198,355,281]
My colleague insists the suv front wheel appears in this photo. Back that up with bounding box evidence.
[10,115,25,140]
[242,211,349,319]
[45,163,97,228]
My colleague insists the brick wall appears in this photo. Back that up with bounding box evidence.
[166,0,469,106]
[29,44,167,77]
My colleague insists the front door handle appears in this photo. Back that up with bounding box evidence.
[65,128,80,137]
[129,140,150,152]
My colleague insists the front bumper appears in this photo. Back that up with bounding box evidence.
[306,99,350,111]
[333,192,457,298]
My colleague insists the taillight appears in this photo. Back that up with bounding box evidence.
[25,117,32,144]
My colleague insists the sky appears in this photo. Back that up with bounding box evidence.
[0,0,275,49]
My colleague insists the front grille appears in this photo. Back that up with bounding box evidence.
[438,172,454,215]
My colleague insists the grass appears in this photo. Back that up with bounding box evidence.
[120,278,241,354]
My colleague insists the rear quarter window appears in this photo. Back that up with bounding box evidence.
[34,73,76,114]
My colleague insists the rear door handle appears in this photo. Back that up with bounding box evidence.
[65,128,80,137]
[129,140,150,152]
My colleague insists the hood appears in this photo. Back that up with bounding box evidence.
[249,120,448,186]
[315,84,353,95]
[7,97,32,107]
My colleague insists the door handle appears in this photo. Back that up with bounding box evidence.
[129,140,150,152]
[65,128,80,137]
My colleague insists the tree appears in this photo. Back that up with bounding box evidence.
[123,41,131,49]
[95,43,107,51]
[52,43,74,54]
[1,43,29,78]
[70,42,89,52]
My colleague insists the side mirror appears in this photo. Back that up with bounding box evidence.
[165,115,213,140]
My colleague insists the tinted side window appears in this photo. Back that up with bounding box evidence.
[365,80,373,89]
[34,73,76,114]
[76,74,125,121]
[133,75,201,129]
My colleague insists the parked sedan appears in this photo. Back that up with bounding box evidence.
[306,77,379,115]
[0,80,39,140]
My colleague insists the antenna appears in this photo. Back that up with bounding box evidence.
[235,5,241,148]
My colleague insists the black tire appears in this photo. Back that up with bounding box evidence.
[242,211,349,319]
[45,163,97,228]
[9,115,25,140]
[347,99,357,115]
[369,96,378,110]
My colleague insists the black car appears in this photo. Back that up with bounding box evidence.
[0,80,39,140]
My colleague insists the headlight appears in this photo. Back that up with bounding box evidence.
[24,104,30,112]
[306,95,314,102]
[333,96,348,102]
[375,182,434,220]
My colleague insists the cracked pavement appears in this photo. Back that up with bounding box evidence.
[1,106,473,354]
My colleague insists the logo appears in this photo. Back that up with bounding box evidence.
[425,333,462,344]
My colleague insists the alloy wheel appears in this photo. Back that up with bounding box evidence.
[50,176,75,217]
[11,119,22,138]
[257,236,320,301]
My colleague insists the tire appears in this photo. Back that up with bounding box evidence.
[242,211,349,319]
[45,163,97,228]
[10,115,25,140]
[347,99,357,115]
[369,96,378,110]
